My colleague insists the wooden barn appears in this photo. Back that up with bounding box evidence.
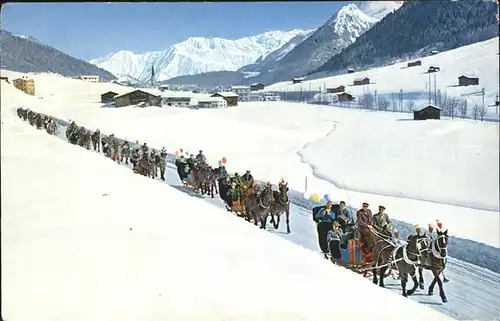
[101,91,119,103]
[353,77,370,86]
[427,66,440,73]
[407,60,422,67]
[458,75,479,86]
[211,92,238,106]
[337,92,355,102]
[114,90,161,108]
[326,85,345,93]
[413,104,441,120]
[292,77,305,84]
[250,83,265,91]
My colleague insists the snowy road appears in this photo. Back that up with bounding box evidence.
[44,115,500,321]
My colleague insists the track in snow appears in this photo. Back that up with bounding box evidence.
[31,114,500,321]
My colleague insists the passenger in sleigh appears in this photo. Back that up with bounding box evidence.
[226,181,242,207]
[314,201,336,255]
[328,221,344,261]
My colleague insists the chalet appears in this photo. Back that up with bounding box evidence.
[162,96,192,107]
[101,91,119,103]
[211,92,238,106]
[347,69,355,74]
[198,96,227,108]
[231,85,250,101]
[13,76,35,95]
[262,92,280,101]
[407,60,422,67]
[430,50,440,55]
[292,77,305,84]
[326,85,345,94]
[337,92,355,102]
[427,66,440,73]
[353,77,370,86]
[158,85,169,92]
[250,83,265,91]
[413,104,441,120]
[79,75,99,83]
[114,90,161,108]
[458,75,479,87]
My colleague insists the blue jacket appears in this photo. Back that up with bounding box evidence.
[338,207,354,224]
[315,208,336,223]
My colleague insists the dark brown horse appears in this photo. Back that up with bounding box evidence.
[245,184,275,229]
[270,182,291,234]
[393,233,430,298]
[367,228,397,288]
[418,229,449,303]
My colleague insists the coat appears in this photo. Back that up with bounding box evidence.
[356,209,373,233]
[315,208,336,223]
[372,212,392,232]
[227,187,241,201]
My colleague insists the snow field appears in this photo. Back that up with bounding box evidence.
[265,37,500,110]
[1,98,455,321]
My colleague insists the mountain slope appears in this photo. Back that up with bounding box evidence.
[313,0,499,75]
[0,30,116,81]
[247,2,402,85]
[90,30,309,82]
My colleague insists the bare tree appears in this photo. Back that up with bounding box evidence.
[472,104,480,121]
[378,96,390,111]
[478,105,487,122]
[459,99,468,118]
[447,97,459,119]
[359,93,375,109]
[405,100,416,112]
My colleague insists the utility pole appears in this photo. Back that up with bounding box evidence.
[434,73,437,105]
[428,72,431,104]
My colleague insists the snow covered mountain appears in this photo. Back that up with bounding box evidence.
[90,30,310,82]
[240,3,381,85]
[357,1,404,21]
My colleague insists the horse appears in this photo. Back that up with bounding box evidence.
[91,131,101,152]
[417,229,449,303]
[244,184,275,229]
[270,182,291,234]
[17,107,25,119]
[197,166,225,198]
[366,228,397,287]
[393,233,430,298]
[133,153,152,176]
[78,131,92,150]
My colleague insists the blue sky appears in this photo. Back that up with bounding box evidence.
[1,2,346,61]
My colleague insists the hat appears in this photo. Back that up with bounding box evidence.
[362,202,369,206]
[379,205,386,210]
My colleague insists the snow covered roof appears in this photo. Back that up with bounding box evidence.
[212,92,238,98]
[114,89,160,99]
[250,82,264,86]
[413,104,442,112]
[292,77,305,81]
[458,74,478,79]
[198,96,225,102]
[231,85,249,89]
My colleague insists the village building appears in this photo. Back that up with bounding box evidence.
[292,77,305,84]
[430,50,440,55]
[211,92,238,106]
[458,75,479,86]
[79,75,100,83]
[231,85,250,101]
[326,85,345,93]
[427,66,440,73]
[413,104,441,120]
[337,92,355,102]
[114,90,161,108]
[262,92,280,101]
[353,77,370,86]
[101,91,120,103]
[250,83,265,91]
[13,76,35,95]
[198,96,227,108]
[407,60,422,67]
[158,84,169,92]
[347,69,355,74]
[161,95,192,107]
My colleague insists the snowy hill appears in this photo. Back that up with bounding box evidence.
[0,30,116,80]
[90,30,310,82]
[265,37,500,112]
[3,67,499,249]
[357,1,404,20]
[1,82,457,321]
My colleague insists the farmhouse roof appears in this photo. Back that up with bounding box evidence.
[114,89,160,99]
[413,104,442,112]
[212,92,238,98]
